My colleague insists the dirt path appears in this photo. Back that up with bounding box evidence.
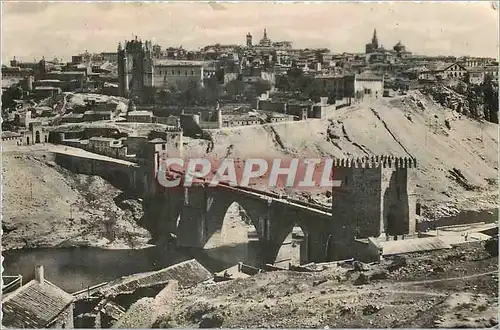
[396,270,497,286]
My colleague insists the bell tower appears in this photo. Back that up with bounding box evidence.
[246,32,253,47]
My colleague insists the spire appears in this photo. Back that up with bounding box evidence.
[372,29,379,48]
[264,28,267,39]
[118,42,123,51]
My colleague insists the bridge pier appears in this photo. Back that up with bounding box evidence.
[177,187,207,248]
[253,207,296,265]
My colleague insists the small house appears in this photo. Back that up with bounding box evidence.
[2,265,75,328]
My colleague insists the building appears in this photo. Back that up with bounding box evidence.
[117,37,208,101]
[153,60,205,89]
[354,73,384,100]
[484,65,499,82]
[466,65,499,85]
[365,29,381,54]
[17,122,49,145]
[127,110,154,123]
[117,37,154,99]
[1,131,23,147]
[2,265,75,328]
[61,113,85,123]
[313,74,355,101]
[246,32,253,47]
[156,114,180,127]
[83,110,114,122]
[392,40,412,59]
[88,137,126,158]
[419,62,468,81]
[34,86,62,99]
[460,56,496,68]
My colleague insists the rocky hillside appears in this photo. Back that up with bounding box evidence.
[2,149,150,250]
[156,242,498,328]
[185,91,498,218]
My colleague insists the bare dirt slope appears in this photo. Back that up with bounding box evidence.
[185,91,498,216]
[2,149,150,250]
[156,242,498,328]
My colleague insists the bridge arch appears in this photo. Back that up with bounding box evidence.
[203,190,269,246]
[204,201,253,249]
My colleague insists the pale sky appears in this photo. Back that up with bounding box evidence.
[2,1,499,63]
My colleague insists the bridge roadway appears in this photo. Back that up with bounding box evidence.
[52,145,333,216]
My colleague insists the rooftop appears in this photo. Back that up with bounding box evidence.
[154,59,206,67]
[149,138,167,143]
[2,131,21,139]
[89,136,120,142]
[34,86,61,91]
[2,279,74,328]
[90,259,212,299]
[128,110,154,117]
[62,113,85,118]
[84,110,112,115]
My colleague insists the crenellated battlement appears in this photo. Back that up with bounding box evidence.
[332,155,417,169]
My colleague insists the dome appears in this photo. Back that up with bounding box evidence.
[393,40,406,53]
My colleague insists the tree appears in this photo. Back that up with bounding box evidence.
[254,78,272,96]
[482,74,499,123]
[2,85,23,110]
[225,79,245,99]
[275,75,290,91]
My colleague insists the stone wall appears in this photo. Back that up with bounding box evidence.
[53,152,140,192]
[330,156,418,259]
[50,303,74,328]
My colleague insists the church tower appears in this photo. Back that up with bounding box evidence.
[117,42,129,97]
[371,29,379,49]
[246,32,253,47]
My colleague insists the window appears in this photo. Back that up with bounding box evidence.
[191,70,195,76]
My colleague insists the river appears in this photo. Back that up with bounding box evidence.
[2,238,301,293]
[3,208,496,293]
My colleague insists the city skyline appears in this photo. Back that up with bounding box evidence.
[2,1,499,63]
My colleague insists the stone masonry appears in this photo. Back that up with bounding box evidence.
[329,155,418,260]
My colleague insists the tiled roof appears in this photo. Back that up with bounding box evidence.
[98,259,213,298]
[2,280,74,328]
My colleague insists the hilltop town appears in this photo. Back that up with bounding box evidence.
[2,24,498,329]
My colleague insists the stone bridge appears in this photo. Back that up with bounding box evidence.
[53,143,418,266]
[155,184,336,265]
